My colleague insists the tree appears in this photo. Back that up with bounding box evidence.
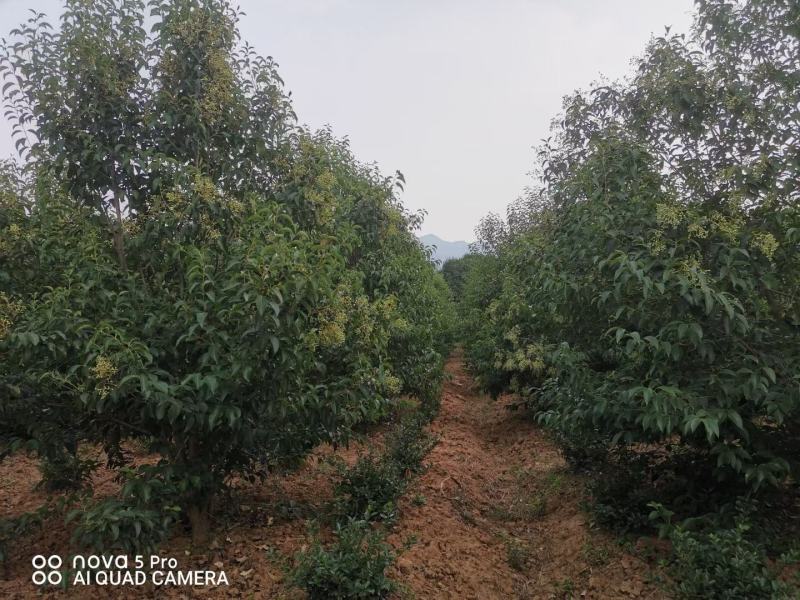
[461,0,799,488]
[0,0,453,550]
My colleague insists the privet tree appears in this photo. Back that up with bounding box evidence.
[0,0,453,550]
[461,0,799,488]
[281,128,456,417]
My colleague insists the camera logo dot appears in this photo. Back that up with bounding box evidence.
[31,555,63,586]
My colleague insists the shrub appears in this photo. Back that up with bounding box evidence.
[589,447,753,535]
[69,500,178,556]
[384,414,438,475]
[588,457,661,534]
[290,519,396,600]
[334,454,405,523]
[0,501,58,568]
[550,426,609,472]
[37,452,98,492]
[501,534,530,572]
[68,467,182,554]
[669,524,792,599]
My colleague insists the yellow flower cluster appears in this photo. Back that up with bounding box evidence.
[193,174,217,202]
[677,256,704,285]
[503,326,521,345]
[318,320,346,348]
[164,190,188,213]
[90,355,118,399]
[655,203,685,228]
[228,199,245,216]
[309,290,403,352]
[199,48,236,124]
[709,210,744,240]
[0,223,21,254]
[380,296,409,333]
[303,170,338,227]
[384,374,402,396]
[687,221,708,239]
[750,231,778,260]
[316,171,336,191]
[316,295,349,349]
[91,355,118,380]
[352,296,374,341]
[500,342,546,375]
[378,295,397,316]
[355,319,374,342]
[123,218,141,236]
[724,92,742,111]
[0,292,22,339]
[160,9,237,125]
[648,231,666,255]
[165,190,182,205]
[199,213,221,240]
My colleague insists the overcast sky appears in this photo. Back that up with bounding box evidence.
[0,0,696,241]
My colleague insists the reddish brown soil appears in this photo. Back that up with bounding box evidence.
[0,354,668,599]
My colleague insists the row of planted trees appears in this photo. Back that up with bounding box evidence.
[450,0,799,595]
[0,0,455,555]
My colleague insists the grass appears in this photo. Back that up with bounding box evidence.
[488,469,567,522]
[500,533,531,572]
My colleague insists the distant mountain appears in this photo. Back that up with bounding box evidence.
[418,234,470,264]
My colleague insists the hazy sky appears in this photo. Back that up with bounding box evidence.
[0,0,696,241]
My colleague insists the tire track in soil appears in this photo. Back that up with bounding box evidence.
[386,352,667,599]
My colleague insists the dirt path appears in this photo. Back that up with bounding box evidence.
[0,353,666,599]
[386,352,666,599]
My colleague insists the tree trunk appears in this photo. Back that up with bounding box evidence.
[184,436,212,546]
[111,188,127,272]
[187,501,211,547]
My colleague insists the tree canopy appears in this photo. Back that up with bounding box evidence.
[0,0,454,550]
[460,0,799,489]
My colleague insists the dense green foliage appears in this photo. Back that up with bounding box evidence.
[291,403,436,597]
[449,1,800,594]
[647,501,796,599]
[440,255,479,300]
[669,523,792,599]
[290,519,397,600]
[334,453,406,524]
[0,0,453,551]
[383,413,438,475]
[333,413,437,523]
[459,0,799,491]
